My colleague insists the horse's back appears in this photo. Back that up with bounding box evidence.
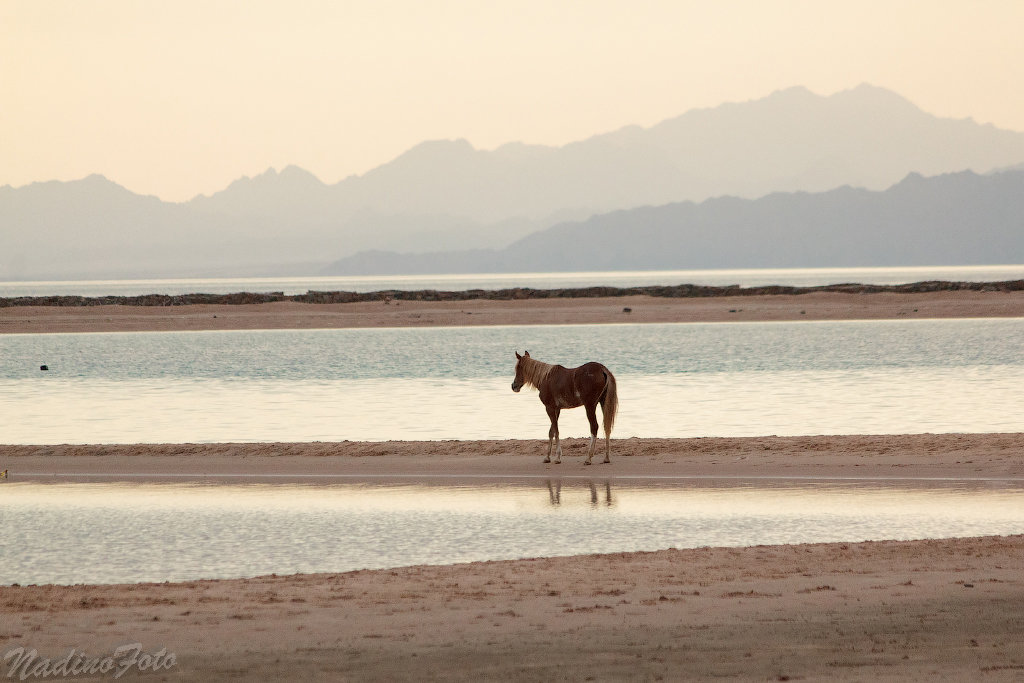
[573,362,613,397]
[576,361,611,379]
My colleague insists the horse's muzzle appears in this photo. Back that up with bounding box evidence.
[511,382,521,392]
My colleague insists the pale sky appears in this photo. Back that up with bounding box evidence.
[3,0,1023,202]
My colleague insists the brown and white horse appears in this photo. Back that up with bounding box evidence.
[511,351,618,465]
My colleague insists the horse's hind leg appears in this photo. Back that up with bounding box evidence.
[583,404,599,465]
[599,398,611,464]
[544,405,562,464]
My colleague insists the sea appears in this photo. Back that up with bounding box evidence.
[1,318,1023,443]
[3,263,1024,297]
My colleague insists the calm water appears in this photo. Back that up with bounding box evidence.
[2,319,1023,442]
[2,479,1022,585]
[3,264,1024,297]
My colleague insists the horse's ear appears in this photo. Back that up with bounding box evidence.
[515,351,521,359]
[524,350,530,357]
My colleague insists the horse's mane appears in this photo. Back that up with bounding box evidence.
[519,356,554,389]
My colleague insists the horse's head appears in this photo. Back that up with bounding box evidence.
[511,350,530,392]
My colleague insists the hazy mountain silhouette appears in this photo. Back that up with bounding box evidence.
[4,84,1024,279]
[189,84,1024,223]
[323,169,1024,274]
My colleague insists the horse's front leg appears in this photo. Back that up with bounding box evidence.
[583,404,599,465]
[544,404,561,464]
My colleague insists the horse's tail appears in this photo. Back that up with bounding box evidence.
[601,369,618,438]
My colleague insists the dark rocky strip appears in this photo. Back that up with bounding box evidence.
[2,279,1023,307]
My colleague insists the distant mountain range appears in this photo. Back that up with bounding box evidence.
[324,169,1024,274]
[3,84,1024,280]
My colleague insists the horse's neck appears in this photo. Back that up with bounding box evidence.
[524,358,554,388]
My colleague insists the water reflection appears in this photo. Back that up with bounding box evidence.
[1,479,1022,585]
[547,479,614,508]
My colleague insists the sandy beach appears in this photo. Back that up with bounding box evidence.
[3,294,1024,680]
[3,288,1024,333]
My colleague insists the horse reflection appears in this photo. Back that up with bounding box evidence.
[546,479,614,507]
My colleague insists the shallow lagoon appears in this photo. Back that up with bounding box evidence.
[2,318,1023,443]
[2,478,1022,585]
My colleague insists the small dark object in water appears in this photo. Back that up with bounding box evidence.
[622,307,632,313]
[40,365,48,371]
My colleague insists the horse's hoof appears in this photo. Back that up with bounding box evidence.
[602,459,610,464]
[543,458,551,464]
[583,461,592,466]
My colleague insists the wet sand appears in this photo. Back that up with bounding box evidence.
[4,433,1024,482]
[3,535,1021,681]
[3,289,1024,333]
[2,435,1023,680]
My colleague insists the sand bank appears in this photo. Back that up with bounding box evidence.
[4,433,1024,482]
[3,289,1024,333]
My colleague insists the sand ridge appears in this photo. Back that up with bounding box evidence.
[3,289,1024,333]
[4,433,1024,482]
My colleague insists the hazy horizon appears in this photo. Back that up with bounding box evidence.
[4,1,1024,202]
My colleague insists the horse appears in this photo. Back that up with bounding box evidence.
[511,351,618,465]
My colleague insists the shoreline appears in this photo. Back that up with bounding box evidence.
[4,434,1024,481]
[3,288,1024,333]
[3,434,1024,680]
